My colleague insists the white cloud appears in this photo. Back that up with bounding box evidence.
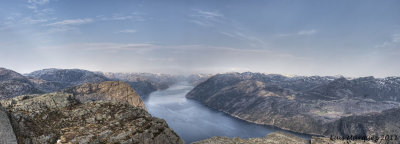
[98,13,146,21]
[194,10,223,19]
[28,0,50,5]
[220,31,266,47]
[375,33,400,56]
[190,9,224,27]
[190,20,209,27]
[277,29,318,37]
[47,26,77,33]
[41,43,156,52]
[22,17,49,24]
[27,0,54,16]
[297,29,317,35]
[32,42,308,74]
[116,29,137,34]
[46,18,93,26]
[393,34,400,43]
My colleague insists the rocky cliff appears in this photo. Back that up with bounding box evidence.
[0,105,18,144]
[0,92,184,144]
[62,81,146,109]
[102,72,179,97]
[0,68,42,99]
[186,72,400,138]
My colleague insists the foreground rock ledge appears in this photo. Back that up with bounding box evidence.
[0,105,18,144]
[63,81,146,110]
[0,92,184,144]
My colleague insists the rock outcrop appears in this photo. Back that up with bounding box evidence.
[193,132,308,144]
[0,105,18,144]
[187,72,400,137]
[0,92,184,144]
[62,81,146,109]
[0,68,42,99]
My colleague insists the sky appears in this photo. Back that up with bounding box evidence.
[0,0,399,77]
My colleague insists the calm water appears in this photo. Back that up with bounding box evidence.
[143,82,311,143]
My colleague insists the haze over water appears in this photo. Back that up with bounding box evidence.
[143,82,311,143]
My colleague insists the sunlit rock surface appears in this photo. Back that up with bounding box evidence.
[62,81,146,109]
[0,92,183,144]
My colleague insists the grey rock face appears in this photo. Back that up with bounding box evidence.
[186,72,400,137]
[0,105,18,144]
[0,68,42,99]
[127,80,158,97]
[193,132,308,144]
[62,81,146,109]
[1,92,184,144]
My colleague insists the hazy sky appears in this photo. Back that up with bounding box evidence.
[0,0,399,77]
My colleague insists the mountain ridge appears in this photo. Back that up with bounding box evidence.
[0,68,42,99]
[186,72,400,138]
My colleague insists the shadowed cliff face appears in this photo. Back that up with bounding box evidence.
[0,93,184,144]
[62,81,146,109]
[0,68,42,99]
[186,72,400,137]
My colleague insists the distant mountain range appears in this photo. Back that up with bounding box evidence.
[0,67,211,100]
[186,72,400,140]
[26,68,109,93]
[0,68,42,99]
[101,72,212,97]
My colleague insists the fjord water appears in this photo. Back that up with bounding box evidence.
[143,82,311,143]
